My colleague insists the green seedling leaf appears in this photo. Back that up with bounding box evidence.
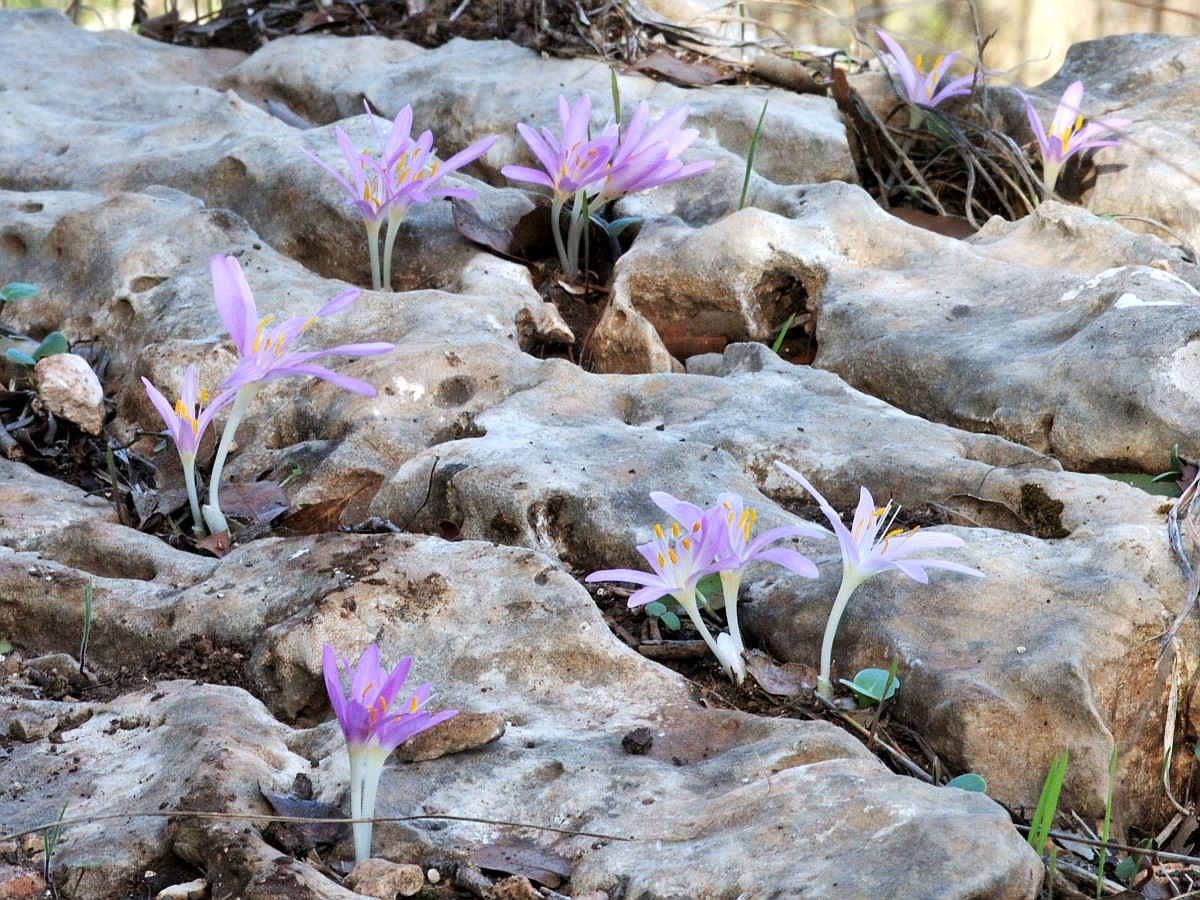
[0,282,39,302]
[604,217,640,238]
[1152,443,1184,483]
[1102,473,1180,497]
[1028,748,1069,855]
[33,331,69,360]
[5,348,36,367]
[1113,856,1137,883]
[660,611,681,631]
[610,67,621,124]
[0,639,11,654]
[771,312,797,354]
[1097,744,1118,898]
[738,100,768,211]
[645,601,667,617]
[838,667,900,707]
[945,773,988,793]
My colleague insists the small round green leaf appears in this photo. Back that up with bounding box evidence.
[0,639,11,655]
[645,601,667,617]
[1114,857,1138,883]
[33,331,69,359]
[660,611,681,631]
[945,773,988,793]
[695,573,723,599]
[6,348,36,367]
[0,282,39,302]
[838,668,900,706]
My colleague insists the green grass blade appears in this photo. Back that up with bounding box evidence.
[771,312,797,354]
[610,68,621,125]
[738,100,768,211]
[1028,749,1069,855]
[1096,744,1117,897]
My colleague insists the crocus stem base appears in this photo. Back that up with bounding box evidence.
[381,209,408,293]
[202,383,261,536]
[817,580,860,699]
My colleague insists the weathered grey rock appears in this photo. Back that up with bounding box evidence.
[589,184,1200,471]
[1037,34,1200,249]
[7,11,1200,898]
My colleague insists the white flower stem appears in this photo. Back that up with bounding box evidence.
[550,196,569,274]
[365,220,382,292]
[181,457,203,536]
[679,588,722,662]
[381,209,406,293]
[818,578,860,699]
[201,383,260,536]
[355,751,386,864]
[347,747,370,863]
[719,570,744,655]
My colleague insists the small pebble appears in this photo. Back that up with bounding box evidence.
[426,868,441,884]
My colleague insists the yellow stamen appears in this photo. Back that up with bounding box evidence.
[251,316,275,353]
[409,695,419,713]
[657,552,666,568]
[667,548,678,565]
[654,524,664,539]
[680,537,691,551]
[671,522,680,538]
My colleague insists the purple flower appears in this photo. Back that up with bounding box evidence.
[876,30,975,116]
[368,104,497,216]
[501,94,619,201]
[776,461,983,697]
[200,255,393,537]
[649,490,825,682]
[323,643,457,863]
[142,364,234,533]
[1022,81,1130,196]
[591,102,714,205]
[305,102,497,291]
[303,128,391,227]
[210,254,392,396]
[141,365,233,465]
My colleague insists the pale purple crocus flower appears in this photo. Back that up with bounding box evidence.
[587,505,728,665]
[1022,81,1130,196]
[323,644,457,863]
[650,491,825,682]
[591,102,714,206]
[142,365,235,534]
[303,129,392,290]
[876,30,976,128]
[366,102,497,292]
[775,461,984,698]
[502,95,619,277]
[201,255,394,536]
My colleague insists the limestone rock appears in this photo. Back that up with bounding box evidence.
[32,353,105,435]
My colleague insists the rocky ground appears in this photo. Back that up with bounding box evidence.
[3,6,1200,899]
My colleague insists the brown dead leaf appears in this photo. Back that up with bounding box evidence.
[195,530,231,558]
[745,650,816,697]
[472,841,571,888]
[293,6,352,33]
[277,495,352,536]
[218,481,290,524]
[631,50,734,87]
[452,197,556,264]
